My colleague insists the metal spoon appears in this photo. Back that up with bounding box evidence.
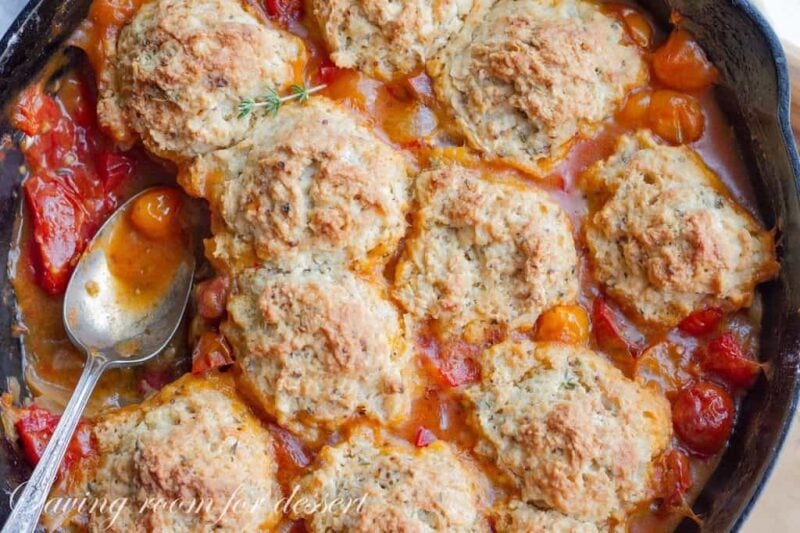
[2,187,196,533]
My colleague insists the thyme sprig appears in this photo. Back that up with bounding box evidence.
[238,83,326,118]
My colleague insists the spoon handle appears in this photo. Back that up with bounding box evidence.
[2,355,108,533]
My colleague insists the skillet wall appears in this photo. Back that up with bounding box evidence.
[0,0,799,530]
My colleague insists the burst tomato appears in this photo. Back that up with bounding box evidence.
[191,331,234,374]
[652,29,718,91]
[699,332,761,388]
[264,0,303,25]
[652,449,692,509]
[592,298,630,351]
[679,307,723,336]
[197,275,231,320]
[672,382,734,456]
[15,405,94,474]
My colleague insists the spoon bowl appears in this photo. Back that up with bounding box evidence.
[63,189,195,364]
[2,187,195,533]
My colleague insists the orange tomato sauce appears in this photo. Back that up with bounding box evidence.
[4,1,769,531]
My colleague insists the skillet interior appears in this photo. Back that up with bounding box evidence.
[0,0,798,530]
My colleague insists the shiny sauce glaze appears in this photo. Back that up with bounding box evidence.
[2,0,770,531]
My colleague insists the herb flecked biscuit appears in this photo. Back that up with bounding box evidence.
[393,162,578,337]
[463,340,671,523]
[430,0,646,175]
[581,130,779,326]
[292,426,491,532]
[98,0,306,161]
[310,0,483,80]
[222,263,413,441]
[181,98,410,272]
[46,373,282,532]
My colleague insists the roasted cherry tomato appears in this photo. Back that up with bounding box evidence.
[316,57,346,86]
[197,275,231,320]
[679,307,724,336]
[12,75,132,295]
[15,405,94,474]
[604,4,653,48]
[535,305,590,344]
[652,29,718,91]
[264,0,303,25]
[699,332,761,388]
[419,335,481,388]
[129,188,183,240]
[618,90,652,125]
[647,90,705,144]
[191,331,234,374]
[24,176,90,294]
[592,298,630,351]
[652,449,692,509]
[672,382,734,456]
[96,150,136,195]
[414,426,438,448]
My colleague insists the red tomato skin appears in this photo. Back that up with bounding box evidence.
[96,150,135,193]
[652,449,692,509]
[414,426,437,447]
[15,405,94,474]
[679,308,723,336]
[672,382,734,457]
[197,275,231,320]
[700,332,761,388]
[24,176,89,294]
[438,341,481,387]
[264,0,303,24]
[191,332,234,374]
[317,57,346,86]
[591,298,630,351]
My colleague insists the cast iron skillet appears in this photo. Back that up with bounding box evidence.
[1,0,799,530]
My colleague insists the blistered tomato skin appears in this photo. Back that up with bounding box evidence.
[129,188,183,240]
[679,307,723,336]
[700,332,761,388]
[535,305,590,344]
[647,90,705,144]
[592,298,630,351]
[652,449,692,509]
[652,29,718,91]
[191,331,234,374]
[672,382,734,457]
[15,405,94,475]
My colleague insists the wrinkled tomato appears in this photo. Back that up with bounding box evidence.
[418,334,481,388]
[699,332,761,388]
[679,307,723,336]
[652,449,692,509]
[652,29,718,91]
[414,426,437,447]
[264,0,304,25]
[12,75,134,295]
[592,298,631,351]
[15,405,94,475]
[191,331,234,374]
[672,382,734,456]
[316,57,346,86]
[197,275,231,320]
